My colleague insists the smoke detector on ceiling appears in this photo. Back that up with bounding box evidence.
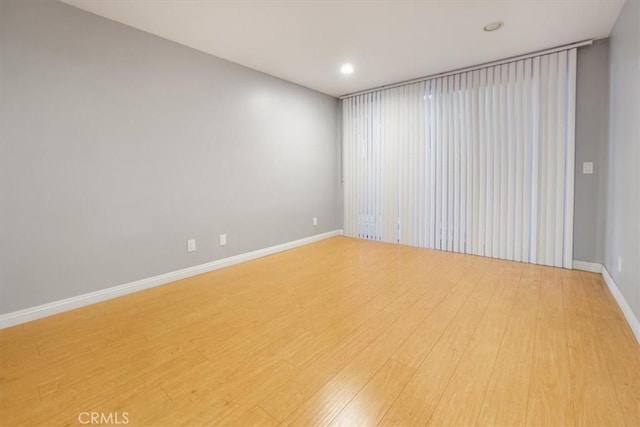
[484,22,504,32]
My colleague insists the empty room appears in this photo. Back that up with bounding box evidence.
[1,0,639,425]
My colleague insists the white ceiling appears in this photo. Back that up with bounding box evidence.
[60,0,625,97]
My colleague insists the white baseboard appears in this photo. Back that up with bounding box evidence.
[572,260,603,273]
[602,266,640,344]
[0,230,343,329]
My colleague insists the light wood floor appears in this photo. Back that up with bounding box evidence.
[1,237,639,426]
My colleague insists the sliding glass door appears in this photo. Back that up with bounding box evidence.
[342,49,577,268]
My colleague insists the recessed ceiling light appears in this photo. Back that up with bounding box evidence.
[484,22,504,32]
[341,63,354,75]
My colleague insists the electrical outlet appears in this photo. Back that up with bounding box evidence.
[618,256,623,273]
[219,233,227,246]
[583,162,594,174]
[313,217,318,226]
[187,239,196,253]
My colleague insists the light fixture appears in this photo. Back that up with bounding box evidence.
[484,22,503,32]
[341,63,354,75]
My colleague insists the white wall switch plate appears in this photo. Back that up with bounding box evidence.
[187,239,196,253]
[313,217,318,226]
[583,162,594,174]
[618,256,623,272]
[219,233,227,246]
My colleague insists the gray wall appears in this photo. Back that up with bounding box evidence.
[0,0,341,314]
[605,0,640,321]
[573,40,610,264]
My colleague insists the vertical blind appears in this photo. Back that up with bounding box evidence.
[342,48,577,268]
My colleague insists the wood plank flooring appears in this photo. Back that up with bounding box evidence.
[1,236,638,426]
